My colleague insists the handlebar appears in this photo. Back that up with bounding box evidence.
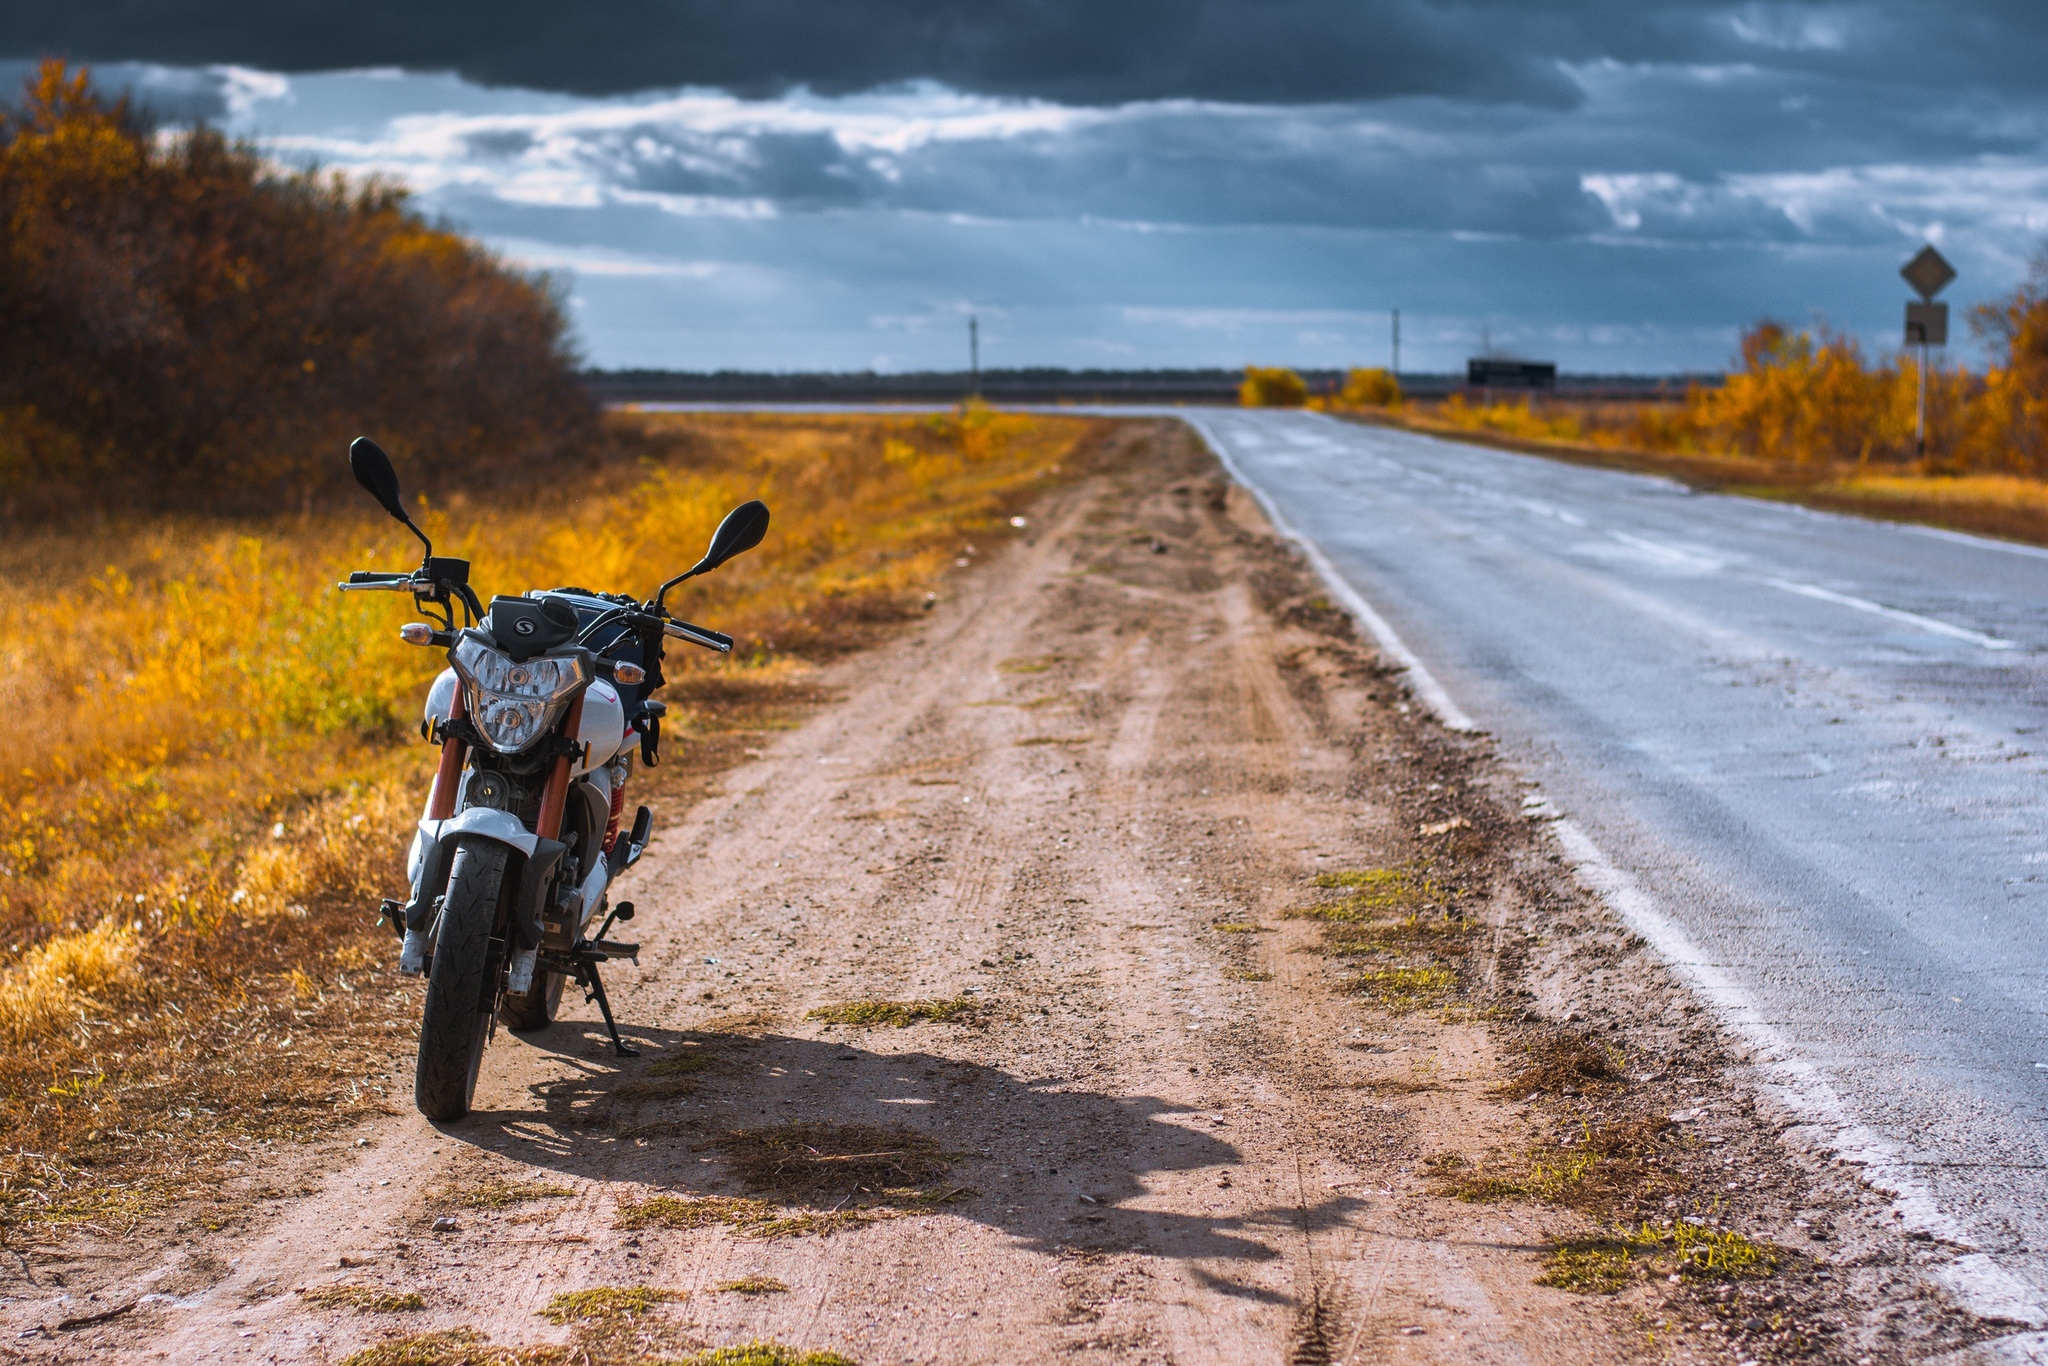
[338,571,416,592]
[665,619,733,653]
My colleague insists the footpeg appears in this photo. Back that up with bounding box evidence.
[507,947,537,994]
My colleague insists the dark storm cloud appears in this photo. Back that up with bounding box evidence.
[2,1,2043,107]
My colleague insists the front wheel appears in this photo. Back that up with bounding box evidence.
[500,969,567,1033]
[416,838,509,1120]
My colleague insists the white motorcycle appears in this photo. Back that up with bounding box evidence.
[339,438,768,1121]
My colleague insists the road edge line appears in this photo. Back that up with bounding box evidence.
[1181,413,1480,732]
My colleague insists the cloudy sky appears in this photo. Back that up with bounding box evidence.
[4,2,2045,374]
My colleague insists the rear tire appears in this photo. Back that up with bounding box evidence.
[415,838,509,1121]
[500,969,567,1033]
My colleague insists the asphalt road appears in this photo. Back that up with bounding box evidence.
[1184,408,2048,1321]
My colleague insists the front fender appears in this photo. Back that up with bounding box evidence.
[419,807,540,857]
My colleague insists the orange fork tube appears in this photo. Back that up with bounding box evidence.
[535,694,585,840]
[426,681,469,820]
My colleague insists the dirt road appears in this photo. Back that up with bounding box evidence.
[7,421,2006,1364]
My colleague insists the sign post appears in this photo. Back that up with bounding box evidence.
[1900,246,1956,458]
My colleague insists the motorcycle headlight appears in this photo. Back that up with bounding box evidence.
[451,636,588,754]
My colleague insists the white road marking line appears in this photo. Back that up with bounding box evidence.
[1762,577,2016,650]
[1902,523,2048,562]
[1187,415,1478,732]
[1195,410,2047,1325]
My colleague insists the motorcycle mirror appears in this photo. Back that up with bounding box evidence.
[700,500,770,572]
[349,437,405,518]
[653,500,770,612]
[349,437,432,558]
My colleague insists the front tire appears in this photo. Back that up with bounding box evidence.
[500,969,567,1033]
[416,838,509,1121]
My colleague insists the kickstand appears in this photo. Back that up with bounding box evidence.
[581,961,639,1057]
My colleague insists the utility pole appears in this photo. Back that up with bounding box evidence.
[968,315,980,400]
[1391,308,1401,376]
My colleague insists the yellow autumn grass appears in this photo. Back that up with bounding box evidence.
[0,407,1102,1214]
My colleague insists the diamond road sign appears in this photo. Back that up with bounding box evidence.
[1902,245,1957,301]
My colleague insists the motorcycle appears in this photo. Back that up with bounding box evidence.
[338,437,768,1121]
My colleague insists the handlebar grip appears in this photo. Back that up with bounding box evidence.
[664,619,734,652]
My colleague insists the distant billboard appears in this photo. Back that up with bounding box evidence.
[1466,358,1557,389]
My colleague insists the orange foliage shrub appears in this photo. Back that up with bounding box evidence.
[1342,367,1402,407]
[1241,366,1309,407]
[0,62,595,513]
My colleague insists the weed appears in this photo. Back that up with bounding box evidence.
[461,1179,575,1210]
[1293,868,1441,922]
[538,1285,684,1323]
[1420,1152,1466,1174]
[1345,965,1456,1012]
[1668,1222,1779,1280]
[1211,922,1265,934]
[300,1284,426,1313]
[1536,1241,1637,1294]
[742,1211,879,1239]
[1226,969,1275,982]
[676,1345,856,1366]
[805,998,975,1028]
[716,1277,790,1295]
[1015,735,1090,746]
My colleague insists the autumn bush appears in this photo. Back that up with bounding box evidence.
[0,61,596,514]
[1240,366,1309,407]
[1341,366,1402,408]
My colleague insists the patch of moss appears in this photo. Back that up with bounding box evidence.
[1226,969,1274,982]
[300,1284,426,1313]
[1321,913,1471,957]
[805,998,976,1028]
[712,1122,956,1201]
[1536,1241,1637,1294]
[337,1328,536,1366]
[615,1195,777,1231]
[1345,965,1456,1011]
[538,1285,684,1323]
[1211,922,1266,934]
[997,655,1065,674]
[1439,1150,1600,1203]
[676,1345,857,1366]
[461,1179,576,1209]
[1296,867,1442,922]
[649,1053,719,1078]
[716,1277,790,1295]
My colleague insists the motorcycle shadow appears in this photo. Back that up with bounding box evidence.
[435,1019,1361,1272]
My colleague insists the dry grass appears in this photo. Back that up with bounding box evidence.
[804,997,977,1028]
[0,408,1101,1231]
[1494,1030,1627,1097]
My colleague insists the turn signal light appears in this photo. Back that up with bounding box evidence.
[613,662,647,685]
[398,623,435,646]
